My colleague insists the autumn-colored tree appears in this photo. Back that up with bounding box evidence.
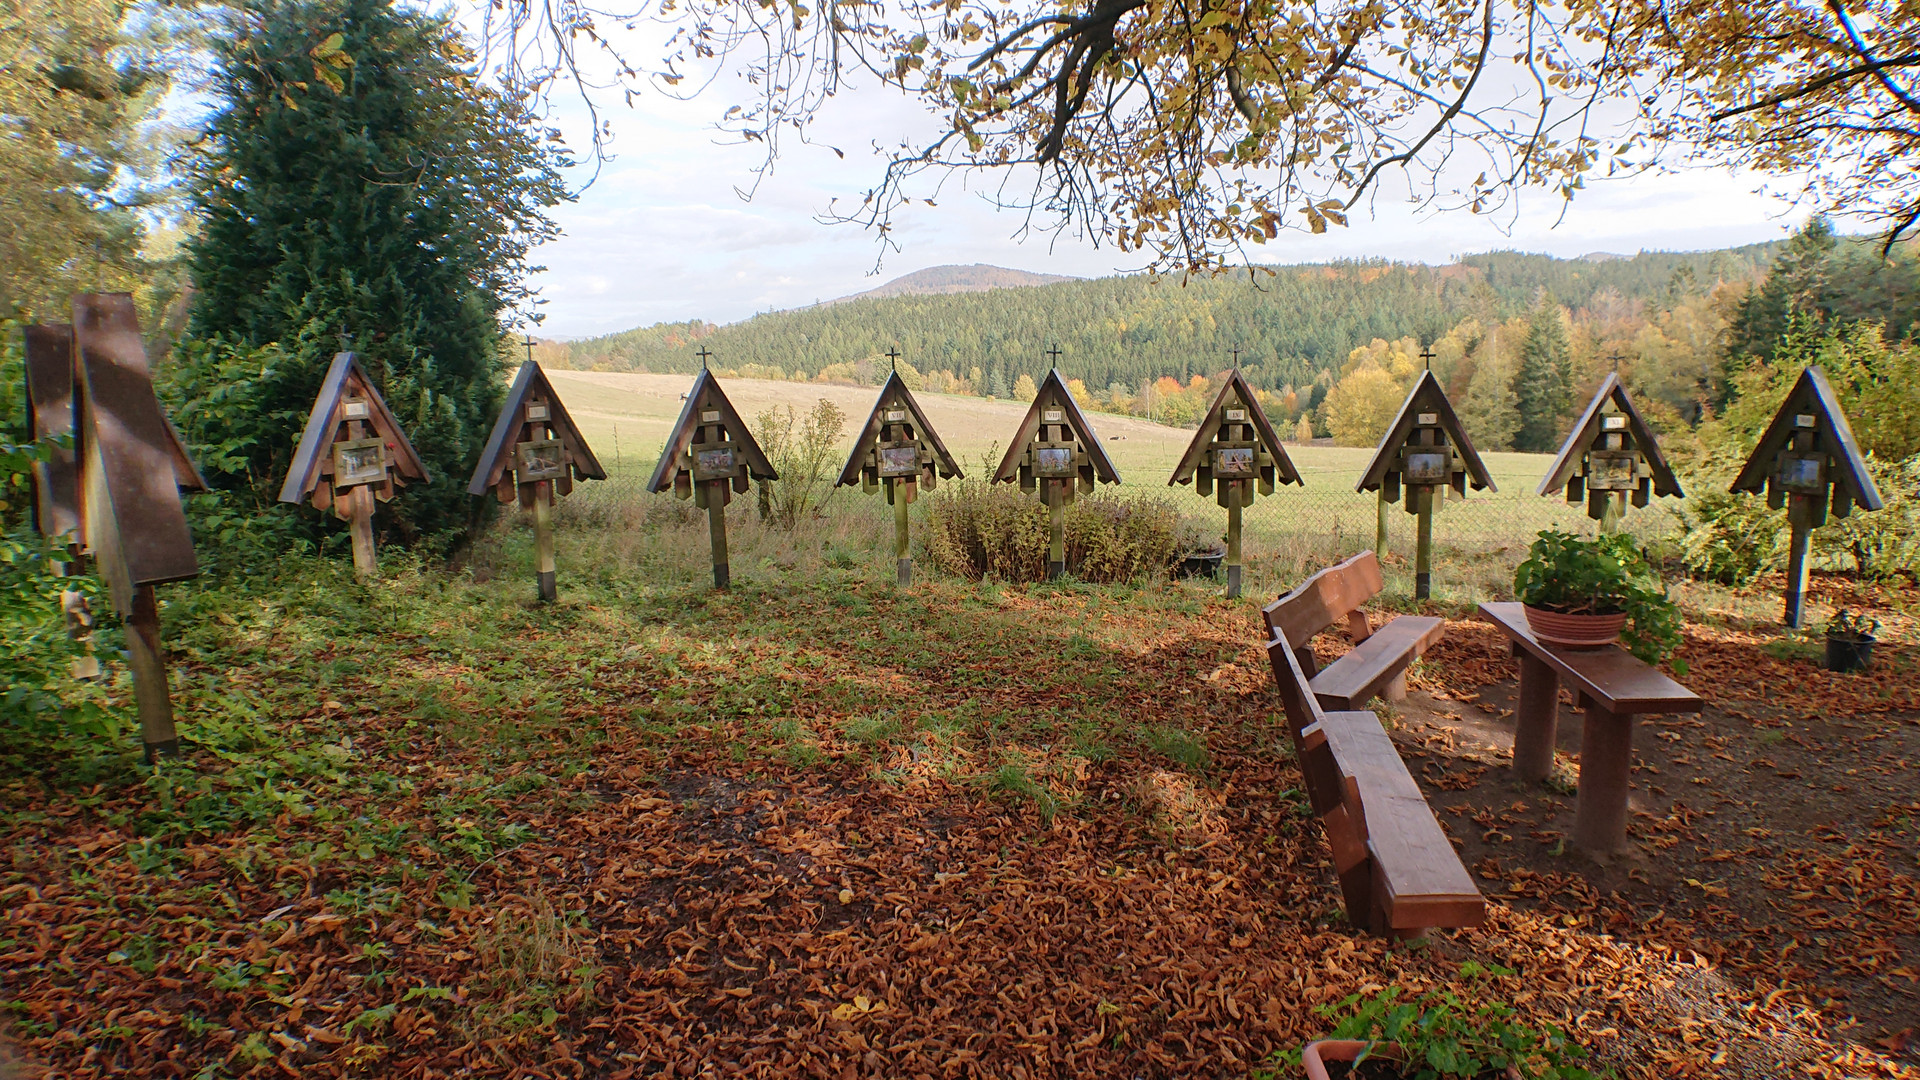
[1013,373,1038,401]
[1321,363,1404,447]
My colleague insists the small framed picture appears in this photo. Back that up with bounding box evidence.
[1778,452,1824,493]
[693,446,737,480]
[332,437,386,487]
[1035,446,1075,476]
[878,446,920,477]
[1586,451,1637,490]
[516,438,567,482]
[1214,446,1255,475]
[1404,450,1449,484]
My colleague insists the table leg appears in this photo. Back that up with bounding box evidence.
[1573,704,1634,853]
[1510,650,1560,783]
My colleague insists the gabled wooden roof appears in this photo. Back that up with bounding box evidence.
[1538,373,1683,498]
[24,323,80,540]
[279,352,431,504]
[1355,370,1495,493]
[1167,369,1302,486]
[468,361,607,495]
[991,368,1122,484]
[836,371,964,486]
[1732,365,1884,510]
[70,293,201,604]
[645,368,778,493]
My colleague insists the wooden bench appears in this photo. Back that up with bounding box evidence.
[1266,630,1485,936]
[1262,551,1446,710]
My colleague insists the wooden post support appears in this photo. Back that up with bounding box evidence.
[1414,488,1434,600]
[1572,704,1634,853]
[1376,487,1389,560]
[1225,493,1243,598]
[1511,651,1560,782]
[707,481,730,590]
[348,485,377,580]
[1783,518,1811,629]
[126,584,178,762]
[893,480,912,586]
[61,577,100,680]
[1048,486,1066,580]
[1599,493,1624,534]
[534,479,557,602]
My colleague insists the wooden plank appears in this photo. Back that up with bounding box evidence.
[25,324,80,541]
[1479,602,1703,714]
[1318,714,1484,929]
[1262,551,1384,646]
[1309,616,1446,709]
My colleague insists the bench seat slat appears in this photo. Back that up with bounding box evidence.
[1315,707,1485,930]
[1309,615,1446,710]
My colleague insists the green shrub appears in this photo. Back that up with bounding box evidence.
[1675,489,1787,582]
[923,482,1178,583]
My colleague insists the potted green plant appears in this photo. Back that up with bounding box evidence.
[1280,975,1602,1080]
[1824,610,1880,673]
[1172,519,1226,579]
[1512,530,1685,668]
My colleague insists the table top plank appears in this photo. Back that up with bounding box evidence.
[1478,602,1704,714]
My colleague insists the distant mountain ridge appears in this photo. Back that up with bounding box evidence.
[827,264,1081,304]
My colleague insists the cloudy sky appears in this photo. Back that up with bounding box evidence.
[520,50,1810,339]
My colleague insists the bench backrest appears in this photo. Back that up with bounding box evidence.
[1262,550,1384,648]
[1265,630,1327,742]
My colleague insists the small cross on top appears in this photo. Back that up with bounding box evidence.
[696,346,713,370]
[885,346,902,372]
[523,334,536,365]
[1045,343,1063,368]
[1608,351,1625,373]
[1420,345,1436,372]
[1231,345,1242,367]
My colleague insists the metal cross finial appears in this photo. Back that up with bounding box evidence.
[523,334,535,365]
[696,346,713,371]
[339,327,354,354]
[1608,351,1625,373]
[1231,345,1241,367]
[1420,344,1436,372]
[885,346,901,373]
[1046,343,1063,369]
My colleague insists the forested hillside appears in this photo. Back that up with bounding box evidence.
[558,247,1781,389]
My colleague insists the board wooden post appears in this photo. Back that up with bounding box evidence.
[534,479,557,601]
[126,583,178,761]
[1414,488,1434,599]
[1376,488,1389,561]
[707,482,730,589]
[1225,495,1243,598]
[348,484,377,580]
[1048,490,1066,580]
[1784,514,1812,629]
[1167,368,1302,594]
[893,480,912,586]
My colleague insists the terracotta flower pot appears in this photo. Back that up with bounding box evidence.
[1523,605,1627,649]
[1301,1039,1523,1079]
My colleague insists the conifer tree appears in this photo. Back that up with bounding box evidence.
[1513,301,1574,452]
[173,0,569,542]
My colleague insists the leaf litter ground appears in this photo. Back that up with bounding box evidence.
[2,567,1916,1078]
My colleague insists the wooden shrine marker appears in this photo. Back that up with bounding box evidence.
[25,324,81,543]
[1168,369,1302,597]
[278,351,430,580]
[1539,373,1683,531]
[992,369,1120,579]
[469,360,606,602]
[70,294,209,760]
[1356,370,1493,599]
[646,368,777,589]
[1731,366,1884,627]
[837,369,963,586]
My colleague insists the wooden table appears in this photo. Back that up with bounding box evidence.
[1478,602,1704,853]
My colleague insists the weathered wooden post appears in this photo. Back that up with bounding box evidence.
[1356,370,1493,600]
[837,354,963,586]
[1730,367,1883,628]
[68,294,210,761]
[1539,373,1684,533]
[24,324,102,678]
[646,357,777,590]
[991,364,1120,580]
[1168,368,1302,597]
[468,355,607,601]
[279,350,431,580]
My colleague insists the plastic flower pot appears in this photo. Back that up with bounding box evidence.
[1825,632,1876,673]
[1301,1040,1523,1080]
[1522,605,1628,649]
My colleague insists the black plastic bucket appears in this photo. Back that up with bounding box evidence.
[1825,634,1876,673]
[1178,550,1226,580]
